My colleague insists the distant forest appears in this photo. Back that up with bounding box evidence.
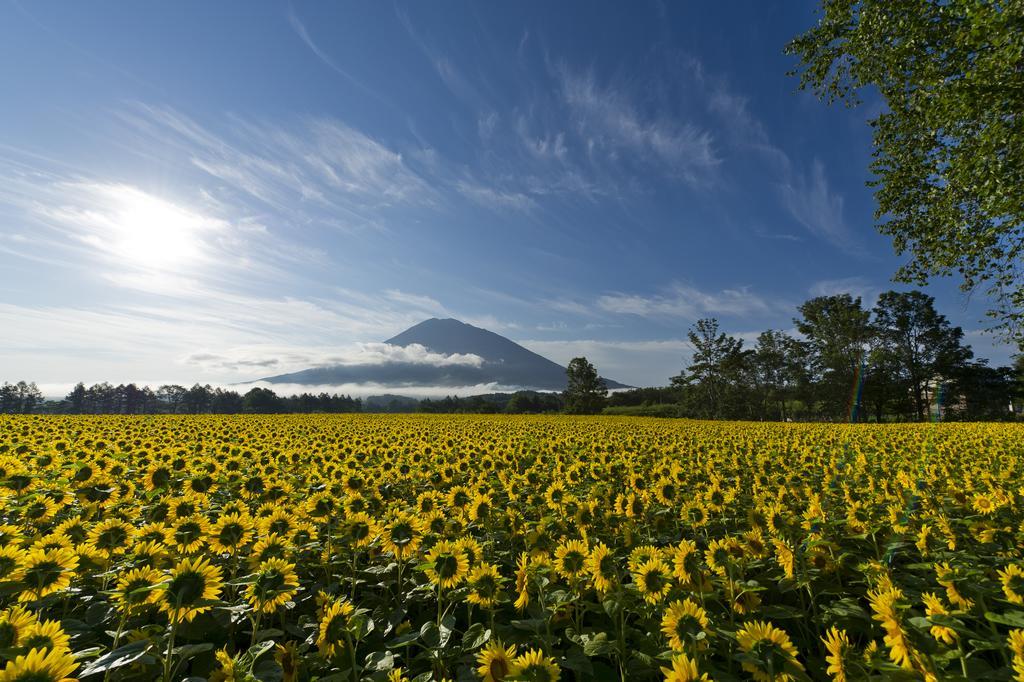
[2,291,1022,422]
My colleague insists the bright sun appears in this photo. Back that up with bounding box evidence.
[100,185,214,271]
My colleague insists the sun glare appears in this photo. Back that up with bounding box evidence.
[99,185,215,271]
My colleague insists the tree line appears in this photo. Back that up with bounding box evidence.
[600,291,1023,422]
[0,382,363,415]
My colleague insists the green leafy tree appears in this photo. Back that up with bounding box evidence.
[751,330,802,421]
[787,1,1024,347]
[872,290,973,421]
[563,356,608,415]
[672,318,747,419]
[794,294,874,420]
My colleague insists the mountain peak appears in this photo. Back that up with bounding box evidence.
[260,318,630,390]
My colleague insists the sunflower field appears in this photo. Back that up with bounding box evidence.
[1,415,1024,682]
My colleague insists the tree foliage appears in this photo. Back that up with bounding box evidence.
[786,0,1024,347]
[563,356,608,414]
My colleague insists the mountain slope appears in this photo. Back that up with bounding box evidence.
[259,318,630,390]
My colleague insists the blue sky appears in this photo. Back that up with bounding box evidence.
[0,1,1015,393]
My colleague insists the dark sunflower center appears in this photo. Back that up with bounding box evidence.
[326,614,347,641]
[26,560,62,587]
[350,521,369,541]
[0,622,17,648]
[123,578,153,604]
[435,553,459,579]
[269,519,290,535]
[489,658,510,678]
[1008,575,1024,594]
[21,633,54,650]
[643,569,667,593]
[176,523,202,545]
[97,526,129,550]
[219,523,245,545]
[562,552,585,573]
[474,575,498,596]
[151,468,171,487]
[168,571,206,606]
[390,523,413,545]
[254,570,286,595]
[676,615,701,639]
[598,554,616,577]
[752,640,790,672]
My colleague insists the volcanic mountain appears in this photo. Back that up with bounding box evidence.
[259,318,629,390]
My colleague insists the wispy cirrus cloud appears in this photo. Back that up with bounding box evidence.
[596,282,785,319]
[555,65,719,184]
[778,159,856,251]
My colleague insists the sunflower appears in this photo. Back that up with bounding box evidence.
[208,513,254,555]
[113,566,164,613]
[18,548,78,602]
[257,509,295,539]
[250,533,291,568]
[514,552,531,611]
[157,557,223,623]
[0,647,78,682]
[209,649,243,682]
[972,492,997,515]
[999,564,1024,606]
[171,515,210,555]
[628,545,662,574]
[587,542,617,594]
[661,599,710,653]
[0,606,36,649]
[822,626,852,682]
[339,512,377,548]
[921,592,957,645]
[736,620,804,682]
[867,587,916,671]
[134,522,172,545]
[144,463,173,491]
[129,540,168,569]
[554,539,589,581]
[246,558,299,613]
[509,649,560,682]
[0,545,25,582]
[424,540,469,589]
[456,537,484,567]
[681,501,709,528]
[88,518,134,557]
[729,577,761,614]
[1008,630,1024,682]
[475,641,517,682]
[772,538,795,580]
[704,538,734,578]
[447,485,473,511]
[467,562,503,608]
[20,497,59,525]
[317,598,355,659]
[18,620,70,655]
[659,653,710,682]
[468,493,492,522]
[635,558,672,605]
[670,540,699,586]
[380,513,422,560]
[934,563,974,610]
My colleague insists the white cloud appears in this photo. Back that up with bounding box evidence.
[778,160,855,250]
[808,276,878,305]
[183,342,483,372]
[596,283,784,319]
[455,180,536,212]
[556,66,719,183]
